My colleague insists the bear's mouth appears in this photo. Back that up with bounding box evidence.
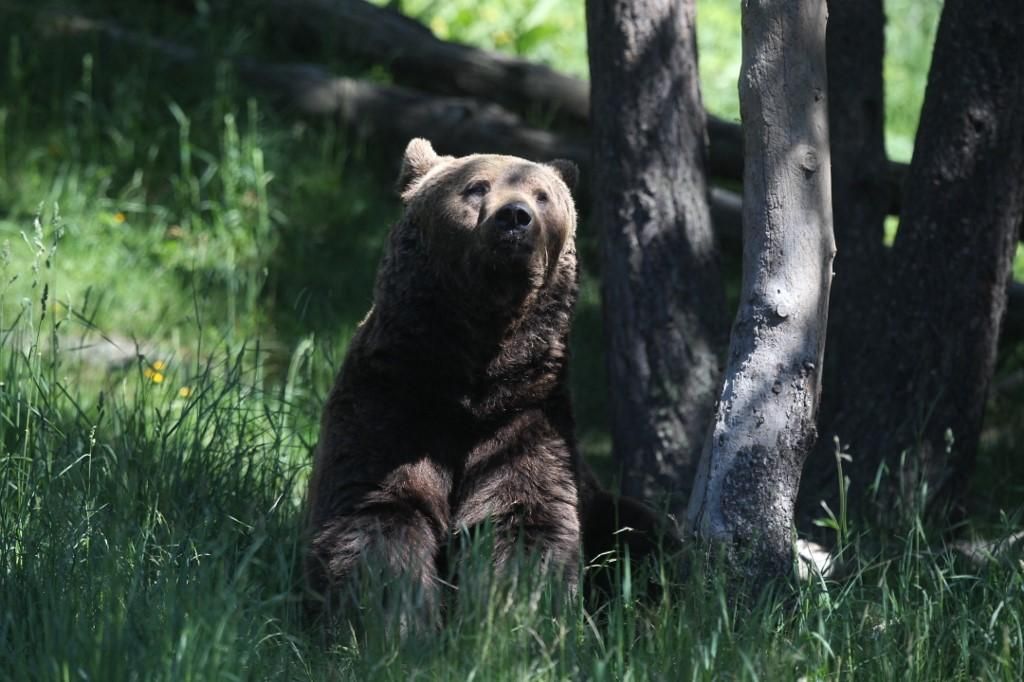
[494,228,531,249]
[471,233,550,305]
[486,226,537,261]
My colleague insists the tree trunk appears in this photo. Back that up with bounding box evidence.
[797,0,889,521]
[686,0,834,588]
[586,0,728,507]
[807,0,1024,525]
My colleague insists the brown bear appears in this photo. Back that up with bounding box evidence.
[304,139,675,629]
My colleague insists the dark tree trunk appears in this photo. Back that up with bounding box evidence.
[798,0,889,520]
[586,0,728,506]
[808,0,1024,525]
[686,0,834,589]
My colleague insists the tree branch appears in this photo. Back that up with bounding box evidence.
[269,0,591,120]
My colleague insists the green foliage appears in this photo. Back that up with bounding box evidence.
[0,0,1022,678]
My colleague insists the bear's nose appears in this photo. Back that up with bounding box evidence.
[494,202,534,232]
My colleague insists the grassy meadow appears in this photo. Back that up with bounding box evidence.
[1,0,1023,678]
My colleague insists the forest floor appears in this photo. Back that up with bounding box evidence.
[1,0,1022,678]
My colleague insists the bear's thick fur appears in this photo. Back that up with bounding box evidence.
[305,139,675,627]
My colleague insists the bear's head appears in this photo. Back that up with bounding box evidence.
[393,138,579,311]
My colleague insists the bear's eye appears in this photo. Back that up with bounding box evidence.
[535,190,550,204]
[464,180,490,198]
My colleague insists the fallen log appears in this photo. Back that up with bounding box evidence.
[267,0,592,121]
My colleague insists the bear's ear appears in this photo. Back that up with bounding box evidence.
[548,159,579,193]
[397,138,441,195]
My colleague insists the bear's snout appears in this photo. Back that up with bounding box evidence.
[494,202,534,233]
[483,199,543,261]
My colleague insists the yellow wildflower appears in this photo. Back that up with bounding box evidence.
[113,212,126,224]
[143,364,165,384]
[178,386,191,398]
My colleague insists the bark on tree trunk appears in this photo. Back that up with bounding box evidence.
[805,0,1024,525]
[798,0,889,521]
[686,0,834,588]
[586,0,728,507]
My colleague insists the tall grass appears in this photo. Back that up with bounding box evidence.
[2,278,1022,678]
